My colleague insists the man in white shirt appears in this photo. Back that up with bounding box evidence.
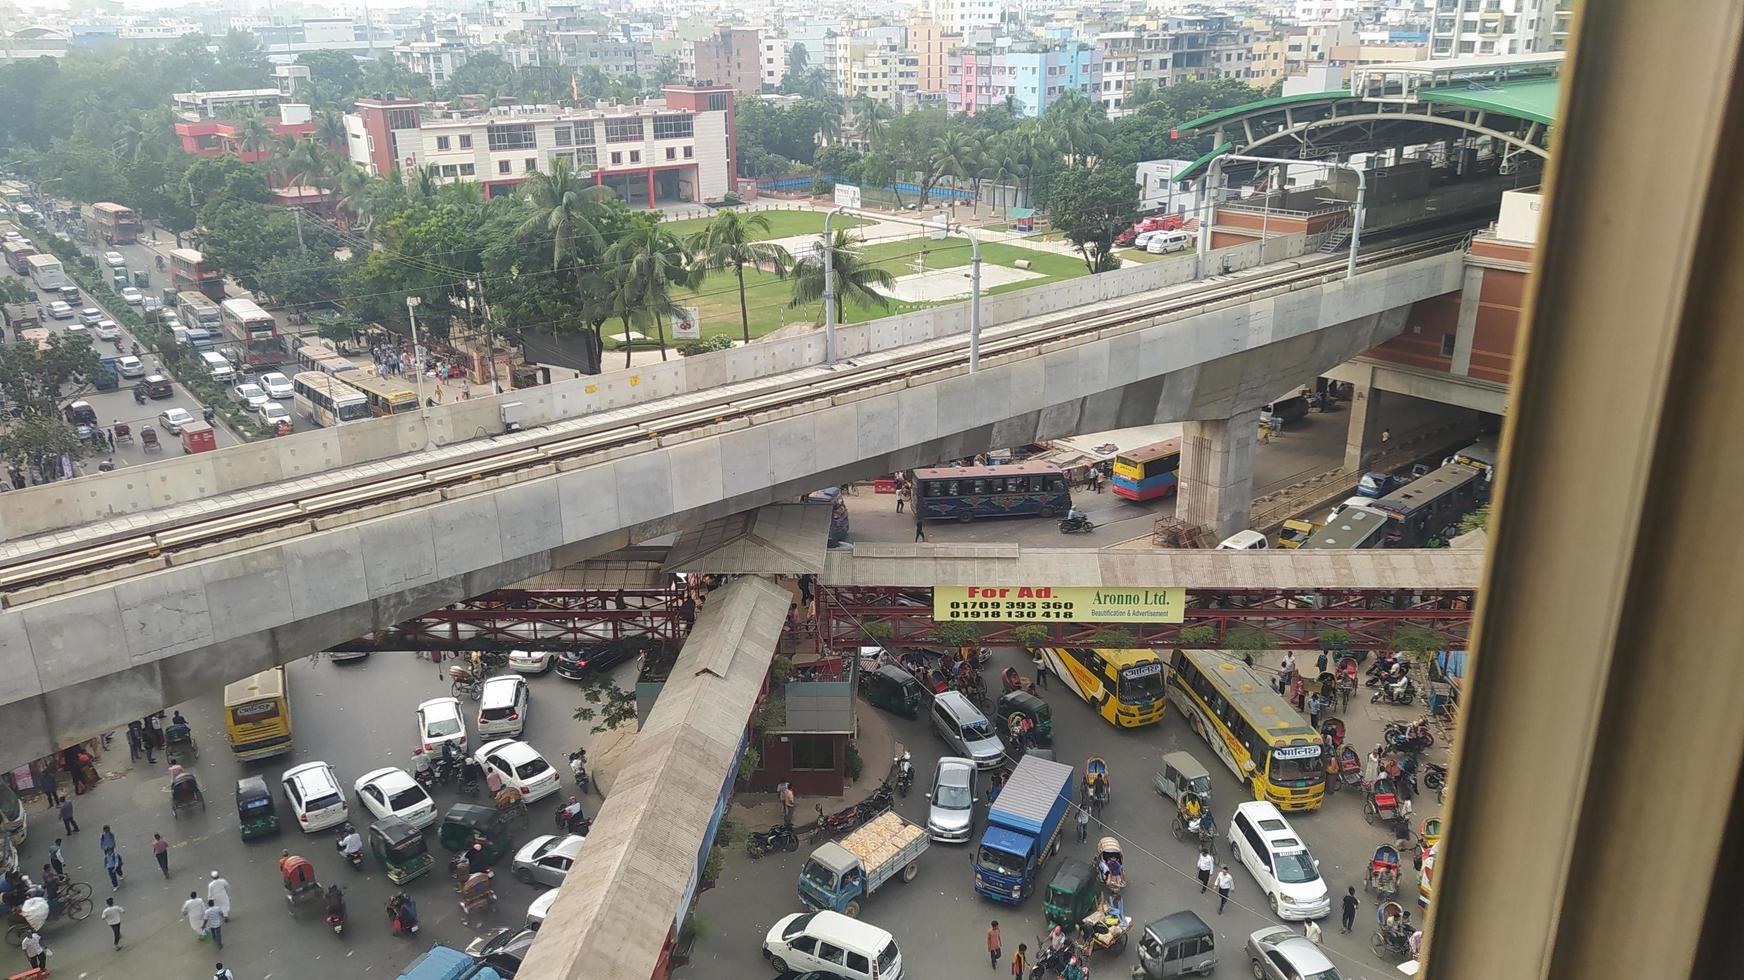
[1215,867,1234,914]
[1196,849,1215,893]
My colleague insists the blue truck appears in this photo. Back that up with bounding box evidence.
[973,756,1074,904]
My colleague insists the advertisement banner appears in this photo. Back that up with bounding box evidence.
[932,586,1187,623]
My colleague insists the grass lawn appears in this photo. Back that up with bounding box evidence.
[666,234,1094,344]
[659,210,871,241]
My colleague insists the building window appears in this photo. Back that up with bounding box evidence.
[629,150,640,163]
[498,160,511,174]
[665,147,676,160]
[487,124,536,152]
[525,157,537,172]
[1441,333,1457,357]
[708,92,728,111]
[386,108,418,130]
[611,151,622,165]
[436,135,451,150]
[459,163,475,175]
[791,736,835,771]
[459,134,472,149]
[554,124,572,147]
[604,117,644,143]
[652,114,693,139]
[440,164,458,177]
[683,146,694,159]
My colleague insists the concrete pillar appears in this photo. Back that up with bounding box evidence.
[1450,263,1484,376]
[1343,362,1384,473]
[1177,407,1260,540]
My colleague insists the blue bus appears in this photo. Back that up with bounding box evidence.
[913,462,1073,522]
[1111,438,1181,502]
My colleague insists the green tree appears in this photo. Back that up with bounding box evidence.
[687,210,793,345]
[297,50,365,103]
[1048,163,1140,273]
[514,158,612,273]
[789,229,896,324]
[606,219,698,363]
[213,30,272,88]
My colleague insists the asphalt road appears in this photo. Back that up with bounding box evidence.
[5,651,630,980]
[688,644,1445,980]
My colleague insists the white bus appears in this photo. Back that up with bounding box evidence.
[292,371,368,427]
[25,254,66,291]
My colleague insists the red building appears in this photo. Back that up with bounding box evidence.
[174,106,317,166]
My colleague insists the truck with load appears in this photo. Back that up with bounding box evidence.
[973,755,1074,904]
[798,811,929,918]
[25,254,66,292]
[3,302,40,334]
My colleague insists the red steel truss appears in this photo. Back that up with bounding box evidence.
[338,586,1473,653]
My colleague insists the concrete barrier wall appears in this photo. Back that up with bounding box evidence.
[0,237,1309,542]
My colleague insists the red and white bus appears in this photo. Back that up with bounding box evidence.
[170,248,224,300]
[91,203,140,245]
[219,297,281,367]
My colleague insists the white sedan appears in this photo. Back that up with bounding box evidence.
[157,407,194,434]
[354,767,438,830]
[416,696,468,755]
[233,382,269,409]
[120,287,144,305]
[257,371,294,400]
[259,401,292,431]
[507,650,554,674]
[475,739,561,803]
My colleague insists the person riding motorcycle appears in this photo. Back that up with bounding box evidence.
[386,891,419,934]
[337,826,364,865]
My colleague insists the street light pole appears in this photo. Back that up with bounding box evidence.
[1194,152,1367,281]
[962,225,982,373]
[821,206,846,366]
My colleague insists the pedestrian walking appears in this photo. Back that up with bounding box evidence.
[214,963,236,980]
[1075,806,1089,842]
[1215,867,1234,913]
[1304,918,1322,945]
[105,847,125,889]
[780,784,796,826]
[101,897,125,947]
[202,900,225,948]
[152,833,170,877]
[207,870,231,920]
[1341,886,1359,933]
[183,891,206,937]
[1011,943,1028,978]
[987,921,1002,969]
[39,766,59,805]
[48,838,65,876]
[21,930,46,969]
[58,797,79,834]
[1196,848,1215,892]
[914,516,926,542]
[99,825,115,855]
[1031,649,1049,689]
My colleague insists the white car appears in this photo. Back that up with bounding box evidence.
[120,287,144,305]
[77,307,102,326]
[233,382,269,409]
[1228,801,1331,920]
[282,761,349,832]
[116,355,144,377]
[1247,926,1342,980]
[157,407,195,434]
[13,203,35,217]
[1133,230,1157,249]
[94,319,120,341]
[257,371,294,400]
[475,739,561,804]
[1324,495,1373,526]
[526,887,560,930]
[416,696,468,755]
[103,251,125,267]
[507,650,554,674]
[354,767,438,830]
[477,674,530,738]
[47,301,72,319]
[258,401,292,430]
[511,834,586,887]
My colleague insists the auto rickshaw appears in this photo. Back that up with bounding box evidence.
[370,815,433,885]
[282,855,322,917]
[859,664,923,718]
[1134,910,1218,978]
[236,775,280,840]
[170,772,206,817]
[438,804,514,867]
[996,690,1053,748]
[165,721,198,758]
[1152,751,1212,809]
[1043,860,1099,929]
[140,424,160,453]
[132,270,150,289]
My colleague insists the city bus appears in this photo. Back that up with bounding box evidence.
[177,290,223,332]
[223,665,293,761]
[293,371,368,427]
[1445,439,1498,480]
[1166,649,1325,811]
[169,248,223,299]
[90,202,139,245]
[1368,462,1486,547]
[912,462,1073,521]
[219,297,280,367]
[294,344,356,376]
[1038,647,1167,728]
[343,371,419,416]
[1110,437,1182,501]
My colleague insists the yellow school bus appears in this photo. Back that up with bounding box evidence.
[224,666,292,761]
[1166,649,1325,811]
[1038,647,1167,728]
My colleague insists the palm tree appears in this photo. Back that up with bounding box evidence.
[410,163,442,203]
[688,210,793,345]
[815,93,844,147]
[336,163,376,231]
[315,108,348,152]
[789,229,896,325]
[514,157,610,273]
[1009,127,1054,208]
[235,113,275,160]
[856,98,888,150]
[606,220,698,363]
[981,137,1021,216]
[284,138,332,191]
[931,131,979,214]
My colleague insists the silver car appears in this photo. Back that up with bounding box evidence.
[512,834,586,887]
[925,757,976,842]
[1246,926,1341,980]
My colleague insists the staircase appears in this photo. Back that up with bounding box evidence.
[1319,229,1352,253]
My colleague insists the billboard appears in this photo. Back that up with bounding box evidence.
[932,585,1187,623]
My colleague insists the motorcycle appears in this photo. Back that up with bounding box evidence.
[324,883,347,935]
[569,749,590,795]
[746,822,799,858]
[555,797,592,836]
[412,751,437,790]
[1423,763,1448,803]
[386,892,419,936]
[894,752,914,797]
[1372,675,1418,706]
[202,405,216,424]
[133,386,147,405]
[1384,720,1435,754]
[1058,514,1096,534]
[155,255,165,272]
[336,825,364,871]
[1366,655,1409,688]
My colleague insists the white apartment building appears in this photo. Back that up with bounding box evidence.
[1429,0,1563,59]
[761,35,790,89]
[395,39,469,86]
[930,0,1006,36]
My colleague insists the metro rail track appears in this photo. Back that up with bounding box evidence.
[0,229,1469,601]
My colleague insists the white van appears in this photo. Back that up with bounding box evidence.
[764,910,904,980]
[477,674,530,737]
[929,690,1005,770]
[1147,230,1193,254]
[200,350,234,381]
[1227,801,1331,920]
[1216,529,1269,550]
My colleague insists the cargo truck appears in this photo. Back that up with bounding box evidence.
[798,811,929,918]
[973,755,1074,904]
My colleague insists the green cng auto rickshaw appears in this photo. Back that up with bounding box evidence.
[236,775,280,840]
[860,664,923,717]
[1044,860,1099,929]
[997,690,1054,748]
[370,815,433,884]
[438,804,514,866]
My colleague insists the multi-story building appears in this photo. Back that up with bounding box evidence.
[174,102,316,167]
[842,43,921,107]
[173,88,286,120]
[1428,0,1558,59]
[907,15,957,99]
[948,40,1100,118]
[1247,20,1358,85]
[550,30,656,78]
[345,85,736,208]
[692,27,761,96]
[760,34,790,90]
[1094,31,1170,116]
[395,39,469,86]
[930,0,1006,36]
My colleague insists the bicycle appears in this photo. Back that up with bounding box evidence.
[6,894,94,946]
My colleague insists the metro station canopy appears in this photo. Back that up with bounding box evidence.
[1174,52,1563,182]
